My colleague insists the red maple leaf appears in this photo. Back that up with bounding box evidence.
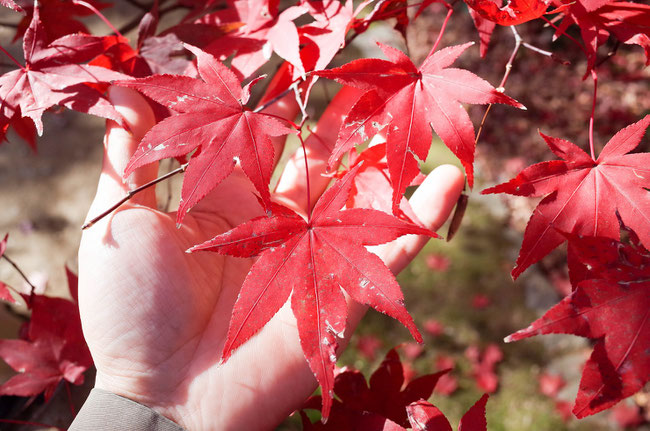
[406,394,489,431]
[334,349,449,426]
[117,44,293,223]
[0,7,126,135]
[0,270,93,400]
[301,348,450,429]
[14,0,112,43]
[506,232,650,417]
[552,0,650,75]
[314,42,522,212]
[464,0,553,26]
[189,166,435,419]
[482,115,650,279]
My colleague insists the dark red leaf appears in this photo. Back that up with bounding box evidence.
[459,394,489,431]
[405,394,489,431]
[0,270,92,399]
[506,234,650,418]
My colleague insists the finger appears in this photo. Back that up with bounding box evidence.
[274,86,364,213]
[344,164,465,327]
[87,86,157,220]
[378,164,465,274]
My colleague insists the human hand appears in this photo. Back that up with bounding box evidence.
[78,86,464,430]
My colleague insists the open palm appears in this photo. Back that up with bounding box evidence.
[78,87,464,430]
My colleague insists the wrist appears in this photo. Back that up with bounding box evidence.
[94,372,195,430]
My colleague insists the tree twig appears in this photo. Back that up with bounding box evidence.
[475,26,522,146]
[82,163,188,230]
[1,254,37,294]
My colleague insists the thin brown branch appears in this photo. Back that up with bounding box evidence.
[254,85,295,113]
[82,163,188,230]
[1,254,37,294]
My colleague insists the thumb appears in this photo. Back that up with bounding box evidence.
[86,86,158,222]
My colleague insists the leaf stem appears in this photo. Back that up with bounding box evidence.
[291,84,313,219]
[0,419,65,430]
[1,254,37,293]
[588,69,597,161]
[475,26,522,146]
[429,4,453,56]
[82,163,188,230]
[72,0,125,39]
[253,85,295,114]
[0,45,24,70]
[296,127,312,220]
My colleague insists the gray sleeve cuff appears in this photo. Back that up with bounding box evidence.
[69,388,186,431]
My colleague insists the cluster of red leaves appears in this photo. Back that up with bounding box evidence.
[300,349,489,431]
[464,0,650,75]
[1,0,650,424]
[460,0,650,420]
[506,223,650,417]
[0,6,126,146]
[0,268,92,401]
[483,115,650,280]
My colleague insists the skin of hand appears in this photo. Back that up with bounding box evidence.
[78,86,465,430]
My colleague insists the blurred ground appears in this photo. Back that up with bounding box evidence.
[0,2,649,430]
